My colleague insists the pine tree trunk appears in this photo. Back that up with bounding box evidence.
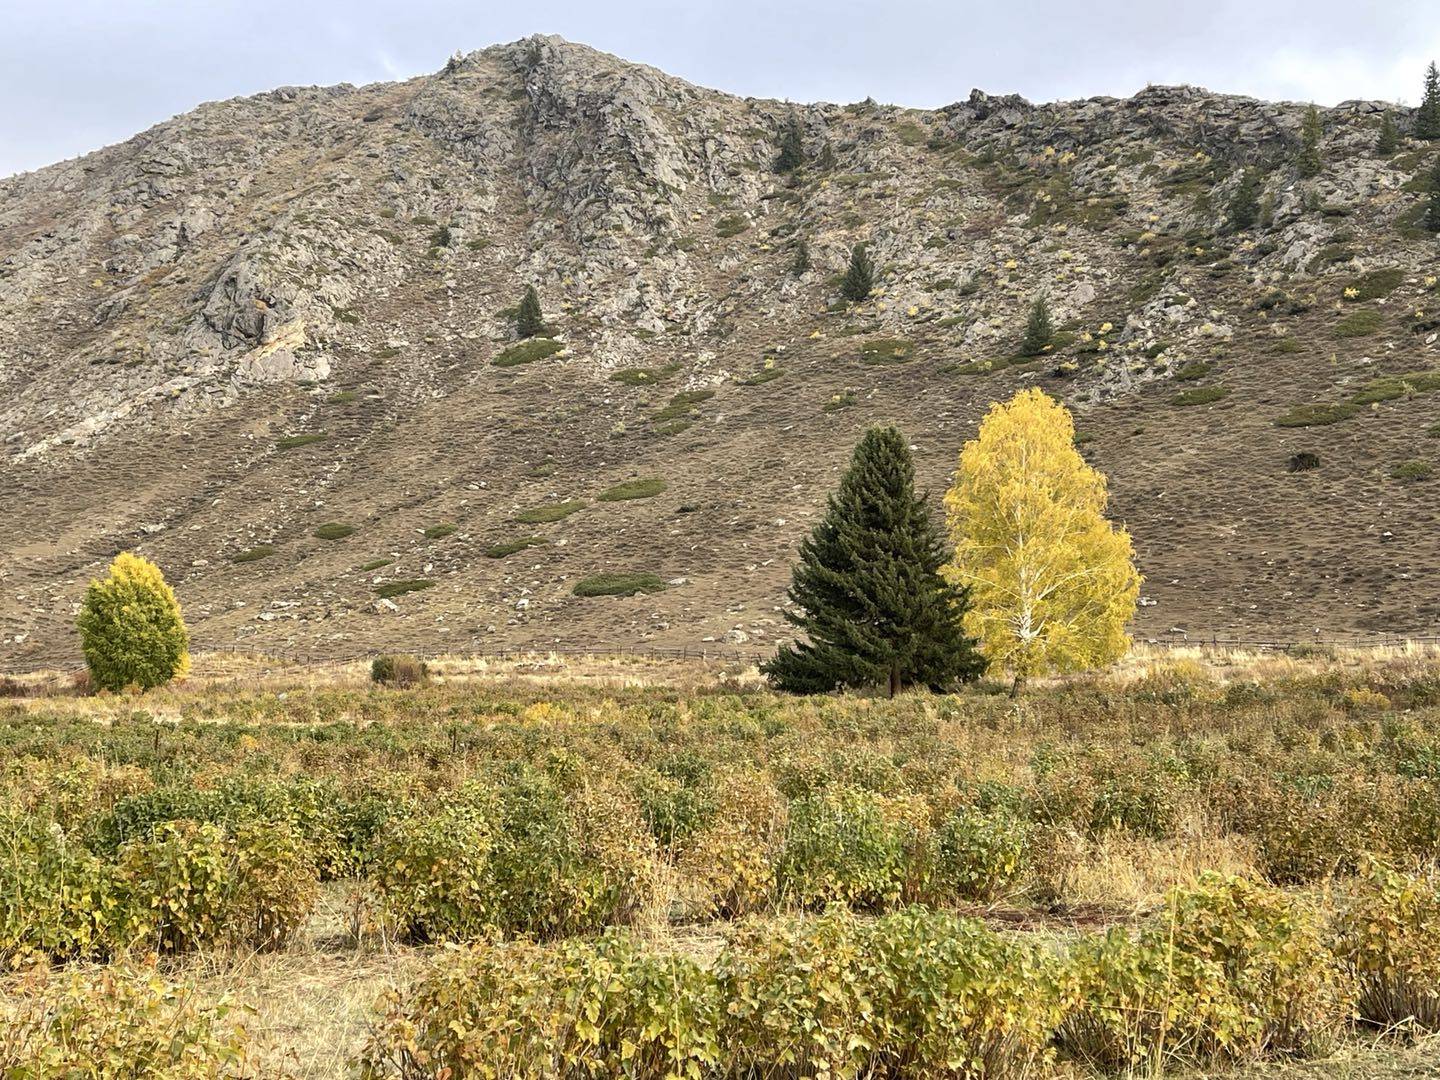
[1009,673,1026,699]
[889,663,900,699]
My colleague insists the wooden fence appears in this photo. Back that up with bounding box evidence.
[7,630,1440,684]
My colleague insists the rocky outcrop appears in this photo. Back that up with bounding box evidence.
[3,36,1440,662]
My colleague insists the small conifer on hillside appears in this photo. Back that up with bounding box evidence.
[764,426,985,696]
[840,243,875,302]
[516,285,545,339]
[1376,110,1399,157]
[791,238,811,275]
[1416,62,1440,141]
[1020,294,1054,356]
[774,111,806,173]
[1227,169,1262,231]
[1297,105,1324,178]
[816,139,837,172]
[1425,156,1440,233]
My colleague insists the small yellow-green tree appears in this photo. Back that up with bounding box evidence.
[77,552,190,692]
[943,388,1140,695]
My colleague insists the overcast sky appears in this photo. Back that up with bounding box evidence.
[5,1,1439,178]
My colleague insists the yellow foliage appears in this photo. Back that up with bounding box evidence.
[943,388,1140,685]
[77,553,190,693]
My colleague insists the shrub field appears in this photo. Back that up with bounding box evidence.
[4,651,1440,1075]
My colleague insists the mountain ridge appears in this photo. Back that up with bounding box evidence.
[3,35,1439,666]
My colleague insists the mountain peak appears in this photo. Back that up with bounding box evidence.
[2,41,1438,664]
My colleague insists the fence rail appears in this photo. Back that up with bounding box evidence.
[1139,632,1440,650]
[7,631,1440,682]
[0,641,771,680]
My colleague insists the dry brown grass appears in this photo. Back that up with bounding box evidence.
[1065,828,1263,911]
[182,885,430,1079]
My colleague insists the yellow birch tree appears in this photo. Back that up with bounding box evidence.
[944,388,1140,695]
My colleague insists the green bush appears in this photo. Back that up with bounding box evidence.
[572,572,667,597]
[313,522,356,540]
[1392,459,1433,481]
[839,243,875,302]
[421,523,457,540]
[113,820,316,955]
[488,772,658,939]
[720,909,1064,1079]
[597,478,667,501]
[651,389,714,423]
[94,776,393,883]
[0,967,248,1078]
[777,788,907,910]
[231,545,275,563]
[372,800,496,943]
[493,338,562,367]
[858,338,915,365]
[1335,309,1384,337]
[276,433,327,450]
[738,366,785,386]
[1275,403,1359,428]
[1351,370,1440,404]
[372,776,658,944]
[514,500,585,524]
[1347,268,1405,301]
[1237,774,1389,883]
[926,807,1028,902]
[483,536,548,558]
[1171,384,1230,406]
[373,579,436,600]
[715,214,750,238]
[1021,294,1054,355]
[362,908,1062,1080]
[1336,861,1440,1031]
[360,933,720,1080]
[77,553,190,693]
[1060,875,1349,1070]
[515,285,545,338]
[370,654,430,686]
[0,812,116,963]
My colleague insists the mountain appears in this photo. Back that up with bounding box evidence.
[3,35,1439,667]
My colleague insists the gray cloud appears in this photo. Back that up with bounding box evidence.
[4,0,1438,177]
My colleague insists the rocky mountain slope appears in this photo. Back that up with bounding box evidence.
[3,36,1439,666]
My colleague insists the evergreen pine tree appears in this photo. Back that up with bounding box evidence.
[774,111,806,173]
[839,243,875,302]
[1425,156,1440,233]
[1297,105,1324,178]
[764,426,985,697]
[1020,294,1053,356]
[816,139,837,172]
[1226,169,1262,232]
[515,285,544,339]
[1417,62,1440,141]
[1376,110,1399,157]
[791,238,811,275]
